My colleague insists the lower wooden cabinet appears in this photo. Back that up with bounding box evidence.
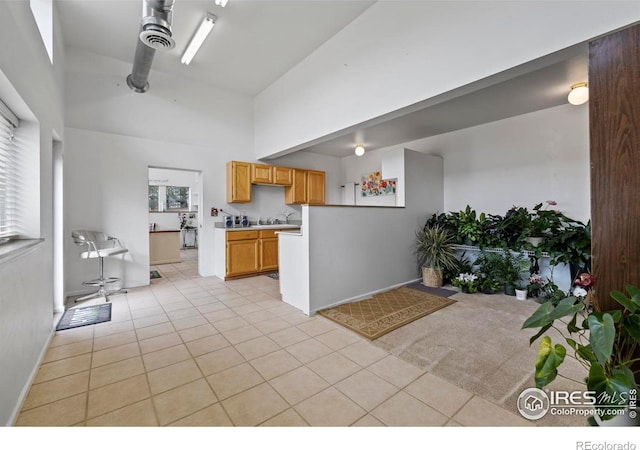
[225,228,299,279]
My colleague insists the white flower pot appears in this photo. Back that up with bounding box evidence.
[515,289,527,301]
[525,236,545,247]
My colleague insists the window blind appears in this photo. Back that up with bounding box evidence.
[0,100,22,241]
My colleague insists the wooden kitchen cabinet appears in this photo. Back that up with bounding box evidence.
[285,169,308,204]
[226,230,259,277]
[307,170,326,205]
[226,161,251,203]
[272,166,292,185]
[251,163,273,184]
[259,230,279,272]
[224,228,299,279]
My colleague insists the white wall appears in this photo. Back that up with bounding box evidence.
[254,1,640,158]
[0,1,65,425]
[64,49,344,295]
[340,148,397,206]
[409,104,590,223]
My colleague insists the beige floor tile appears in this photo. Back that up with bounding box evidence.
[335,369,399,411]
[22,371,89,410]
[339,341,388,367]
[222,325,263,345]
[135,322,176,341]
[86,399,158,426]
[352,414,385,426]
[217,293,245,303]
[253,317,291,335]
[178,323,218,342]
[15,393,86,426]
[243,309,278,324]
[307,352,361,384]
[260,408,309,426]
[367,354,425,388]
[269,366,330,406]
[43,340,93,364]
[234,336,280,360]
[212,316,250,332]
[268,327,310,347]
[206,362,265,400]
[91,342,140,368]
[314,329,361,351]
[189,295,219,307]
[50,327,94,348]
[446,419,464,426]
[294,387,366,426]
[34,353,92,384]
[296,318,337,337]
[162,300,193,313]
[249,349,302,380]
[203,308,237,323]
[127,298,161,311]
[142,344,192,371]
[404,372,474,417]
[171,315,208,331]
[93,320,134,338]
[231,303,263,316]
[452,396,531,426]
[130,305,166,319]
[139,332,183,354]
[196,346,246,376]
[186,334,231,357]
[90,356,146,389]
[133,313,170,329]
[198,302,232,314]
[93,330,138,352]
[87,374,150,419]
[286,338,333,364]
[153,379,218,426]
[168,403,232,426]
[371,391,449,426]
[147,359,203,395]
[280,311,314,326]
[222,383,289,426]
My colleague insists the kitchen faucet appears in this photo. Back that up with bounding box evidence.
[280,212,294,224]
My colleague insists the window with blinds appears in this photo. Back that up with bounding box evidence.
[0,100,22,242]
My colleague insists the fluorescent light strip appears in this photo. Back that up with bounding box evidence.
[215,0,229,7]
[181,13,216,65]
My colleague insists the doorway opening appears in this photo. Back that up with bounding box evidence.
[148,167,202,282]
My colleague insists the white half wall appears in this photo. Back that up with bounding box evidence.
[254,1,640,158]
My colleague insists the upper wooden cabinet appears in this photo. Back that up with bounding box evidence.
[273,166,292,186]
[227,161,251,203]
[228,161,324,204]
[307,170,326,205]
[285,169,308,204]
[251,164,273,184]
[284,169,326,205]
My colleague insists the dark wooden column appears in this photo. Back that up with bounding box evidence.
[589,24,640,311]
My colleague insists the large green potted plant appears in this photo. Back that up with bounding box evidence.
[522,284,640,425]
[497,250,528,295]
[415,224,459,287]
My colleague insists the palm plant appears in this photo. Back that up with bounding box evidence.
[415,224,459,287]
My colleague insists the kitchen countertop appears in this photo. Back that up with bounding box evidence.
[217,224,301,231]
[149,229,181,233]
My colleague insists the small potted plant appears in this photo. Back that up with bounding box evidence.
[480,276,502,294]
[453,272,479,293]
[527,273,547,298]
[415,224,459,287]
[515,283,528,301]
[497,251,528,296]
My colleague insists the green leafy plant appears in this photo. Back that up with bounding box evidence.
[480,277,502,294]
[496,251,528,293]
[522,285,640,424]
[452,272,479,293]
[455,205,482,245]
[414,224,459,273]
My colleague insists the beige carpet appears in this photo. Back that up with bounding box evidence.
[317,286,456,340]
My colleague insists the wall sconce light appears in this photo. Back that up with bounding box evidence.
[354,144,365,157]
[568,82,589,105]
[181,13,216,65]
